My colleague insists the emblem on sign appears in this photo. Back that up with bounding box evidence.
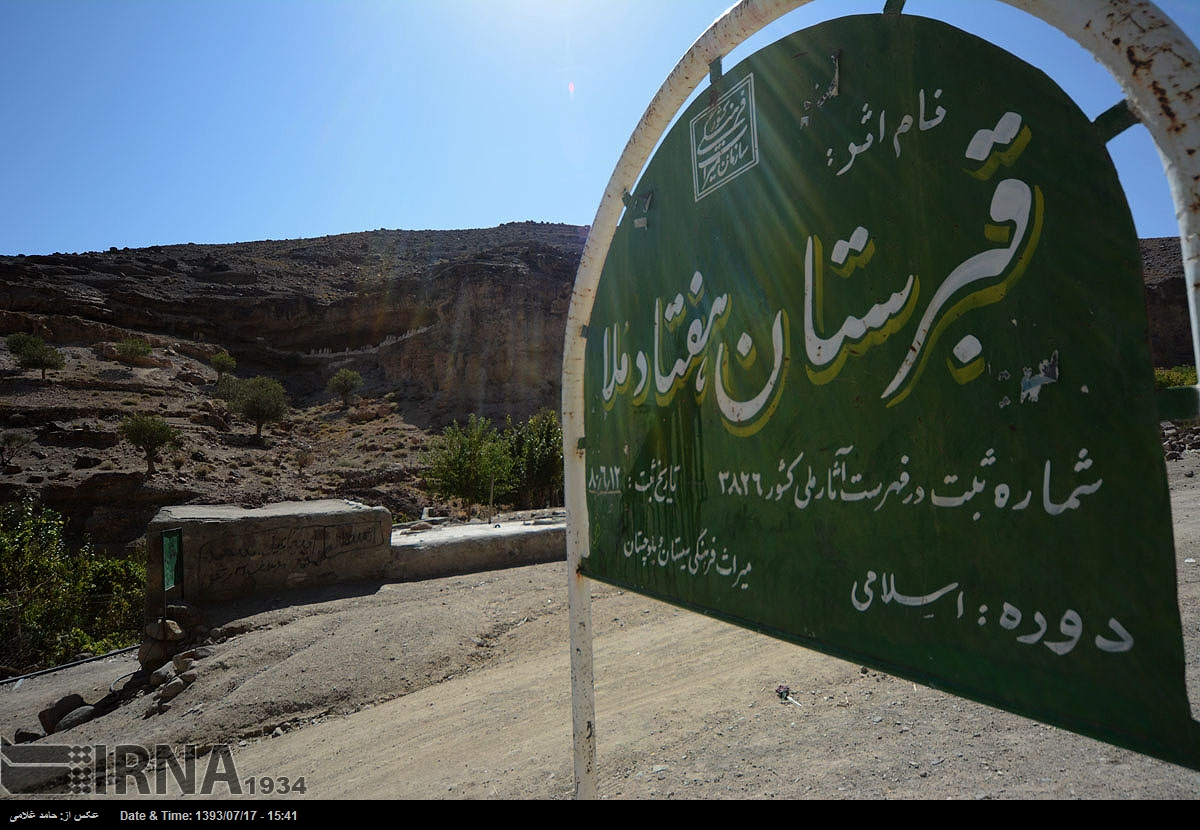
[691,74,759,200]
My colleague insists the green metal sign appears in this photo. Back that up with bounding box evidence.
[581,13,1200,770]
[162,528,181,593]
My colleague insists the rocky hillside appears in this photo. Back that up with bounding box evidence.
[0,226,1190,554]
[0,221,587,427]
[1140,236,1192,368]
[3,228,1189,419]
[0,223,586,552]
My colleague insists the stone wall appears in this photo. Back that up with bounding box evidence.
[144,499,392,616]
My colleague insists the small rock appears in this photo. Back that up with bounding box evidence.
[175,370,207,386]
[144,619,185,641]
[158,677,186,702]
[55,705,96,733]
[172,655,196,674]
[138,639,170,671]
[149,665,174,688]
[14,727,43,744]
[39,694,84,734]
[166,600,205,629]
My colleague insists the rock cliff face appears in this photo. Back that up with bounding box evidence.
[0,227,1192,431]
[0,222,587,427]
[1140,237,1192,369]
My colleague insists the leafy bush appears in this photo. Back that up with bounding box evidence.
[0,498,146,672]
[1154,365,1198,389]
[503,409,563,509]
[422,414,514,510]
[422,410,564,511]
[327,368,363,409]
[233,376,288,438]
[115,338,152,363]
[6,332,39,356]
[119,413,177,474]
[8,334,64,379]
[210,350,236,377]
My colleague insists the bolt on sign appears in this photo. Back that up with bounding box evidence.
[580,13,1200,770]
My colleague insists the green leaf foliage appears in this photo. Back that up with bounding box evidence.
[115,338,152,363]
[503,409,564,509]
[233,376,288,437]
[6,332,40,358]
[421,414,514,509]
[0,498,146,672]
[422,410,564,511]
[210,351,236,377]
[119,414,177,474]
[326,368,363,408]
[8,334,64,379]
[1154,365,1198,389]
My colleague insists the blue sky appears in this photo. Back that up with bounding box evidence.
[2,0,1198,255]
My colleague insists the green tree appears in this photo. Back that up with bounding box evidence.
[234,376,288,438]
[115,338,152,363]
[504,409,564,509]
[119,413,177,474]
[15,338,65,379]
[210,350,236,378]
[0,498,145,671]
[6,332,39,357]
[326,368,363,409]
[422,414,514,511]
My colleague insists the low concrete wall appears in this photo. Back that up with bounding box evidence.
[388,519,565,581]
[145,500,392,614]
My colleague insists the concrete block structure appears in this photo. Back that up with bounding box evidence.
[145,500,392,616]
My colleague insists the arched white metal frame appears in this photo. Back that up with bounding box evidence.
[563,0,1200,798]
